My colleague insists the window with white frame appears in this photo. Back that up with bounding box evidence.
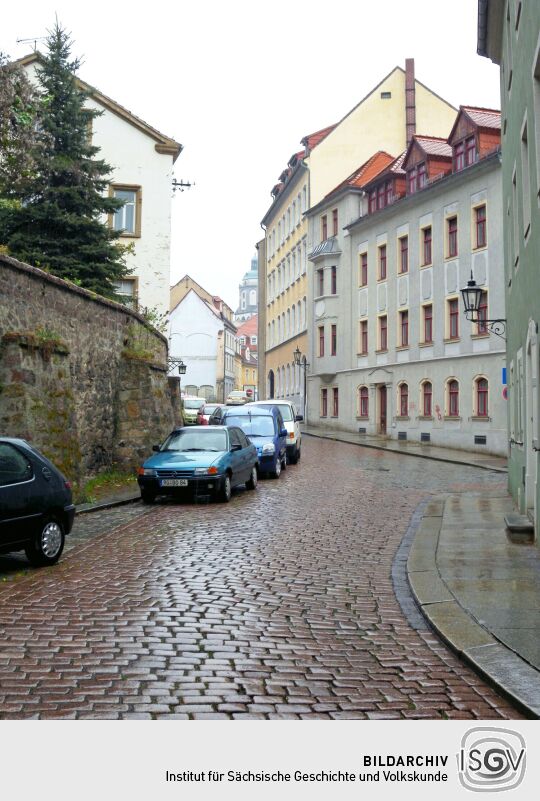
[111,186,141,236]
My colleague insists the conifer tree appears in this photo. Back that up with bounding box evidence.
[5,22,130,297]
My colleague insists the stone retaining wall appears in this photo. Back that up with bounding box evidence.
[0,254,178,481]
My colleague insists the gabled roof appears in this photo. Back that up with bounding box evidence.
[403,135,452,170]
[448,105,501,143]
[16,53,182,162]
[329,151,395,195]
[362,151,407,192]
[236,315,258,338]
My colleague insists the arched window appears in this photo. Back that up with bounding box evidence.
[268,370,275,399]
[291,305,296,334]
[286,309,290,339]
[399,382,409,417]
[359,386,369,418]
[476,377,489,417]
[422,381,432,417]
[302,297,307,328]
[249,289,256,306]
[286,364,290,396]
[448,379,459,417]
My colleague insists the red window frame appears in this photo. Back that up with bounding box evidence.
[385,180,393,206]
[332,387,339,417]
[477,291,488,334]
[331,265,337,295]
[400,310,409,347]
[448,380,459,417]
[400,236,408,273]
[331,324,337,356]
[423,304,433,343]
[449,298,459,339]
[475,205,487,248]
[379,316,387,351]
[318,326,325,357]
[379,245,387,280]
[400,383,409,417]
[448,216,458,258]
[332,208,338,236]
[454,140,465,171]
[423,382,432,417]
[321,388,328,417]
[321,215,328,241]
[360,320,368,354]
[369,191,377,214]
[477,378,488,417]
[418,162,427,189]
[360,252,368,286]
[377,183,385,209]
[465,135,476,166]
[359,386,369,417]
[408,167,417,194]
[423,227,432,265]
[317,268,324,296]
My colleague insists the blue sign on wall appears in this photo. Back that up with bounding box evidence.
[502,367,507,385]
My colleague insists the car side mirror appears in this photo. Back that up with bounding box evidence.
[295,414,304,422]
[230,443,242,451]
[280,428,288,437]
[152,445,160,452]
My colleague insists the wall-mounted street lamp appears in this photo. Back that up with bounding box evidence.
[460,272,506,340]
[167,356,187,375]
[293,346,309,422]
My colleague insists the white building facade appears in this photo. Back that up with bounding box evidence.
[19,54,181,316]
[307,119,506,455]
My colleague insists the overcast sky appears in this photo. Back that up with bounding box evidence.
[3,0,501,309]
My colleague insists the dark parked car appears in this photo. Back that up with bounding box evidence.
[137,425,259,503]
[212,407,288,478]
[0,438,75,566]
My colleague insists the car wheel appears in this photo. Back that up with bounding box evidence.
[281,453,287,471]
[219,474,232,502]
[25,517,65,567]
[270,457,281,479]
[245,465,258,490]
[297,446,301,461]
[141,489,156,504]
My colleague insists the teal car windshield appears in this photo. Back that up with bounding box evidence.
[226,415,275,437]
[161,430,228,452]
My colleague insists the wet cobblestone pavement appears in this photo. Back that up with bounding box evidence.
[0,438,522,719]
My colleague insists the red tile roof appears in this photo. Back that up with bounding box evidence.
[461,106,501,130]
[236,315,258,338]
[325,151,395,198]
[413,135,453,158]
[361,151,407,192]
[301,124,337,152]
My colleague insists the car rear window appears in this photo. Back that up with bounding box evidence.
[225,415,275,437]
[184,399,204,409]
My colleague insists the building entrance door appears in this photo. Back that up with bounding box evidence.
[379,385,387,435]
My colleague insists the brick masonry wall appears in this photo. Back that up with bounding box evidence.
[0,254,177,481]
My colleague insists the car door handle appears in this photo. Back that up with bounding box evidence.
[42,467,52,481]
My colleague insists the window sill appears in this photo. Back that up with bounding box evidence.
[356,415,369,420]
[396,345,409,351]
[444,337,461,344]
[472,245,487,253]
[471,333,490,339]
[420,263,433,269]
[444,415,462,421]
[471,416,491,422]
[357,352,369,357]
[395,416,410,421]
[118,232,141,239]
[377,277,388,283]
[375,349,388,354]
[417,415,433,421]
[398,269,409,276]
[419,341,434,348]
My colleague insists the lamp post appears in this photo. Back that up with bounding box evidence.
[293,346,309,422]
[460,271,507,340]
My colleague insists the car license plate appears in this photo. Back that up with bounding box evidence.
[160,479,189,487]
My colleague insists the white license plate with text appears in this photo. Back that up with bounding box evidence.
[160,479,189,487]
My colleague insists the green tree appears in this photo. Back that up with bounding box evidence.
[4,23,130,297]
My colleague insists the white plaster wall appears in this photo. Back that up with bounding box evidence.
[169,291,221,392]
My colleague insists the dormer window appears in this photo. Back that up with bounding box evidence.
[369,191,377,213]
[417,162,427,189]
[385,180,392,205]
[454,136,477,172]
[408,167,417,194]
[465,135,476,166]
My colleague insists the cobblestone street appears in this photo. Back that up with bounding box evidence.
[0,437,522,719]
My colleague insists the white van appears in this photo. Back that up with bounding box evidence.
[246,400,303,463]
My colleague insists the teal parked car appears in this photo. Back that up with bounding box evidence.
[137,426,259,503]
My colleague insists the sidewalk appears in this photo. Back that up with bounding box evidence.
[302,424,540,717]
[302,424,507,472]
[75,484,140,515]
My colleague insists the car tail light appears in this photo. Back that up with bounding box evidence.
[64,480,72,490]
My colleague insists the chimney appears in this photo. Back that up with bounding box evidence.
[405,58,416,147]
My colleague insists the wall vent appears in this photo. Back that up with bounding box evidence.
[474,435,487,445]
[398,431,407,441]
[358,427,366,435]
[420,432,431,443]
